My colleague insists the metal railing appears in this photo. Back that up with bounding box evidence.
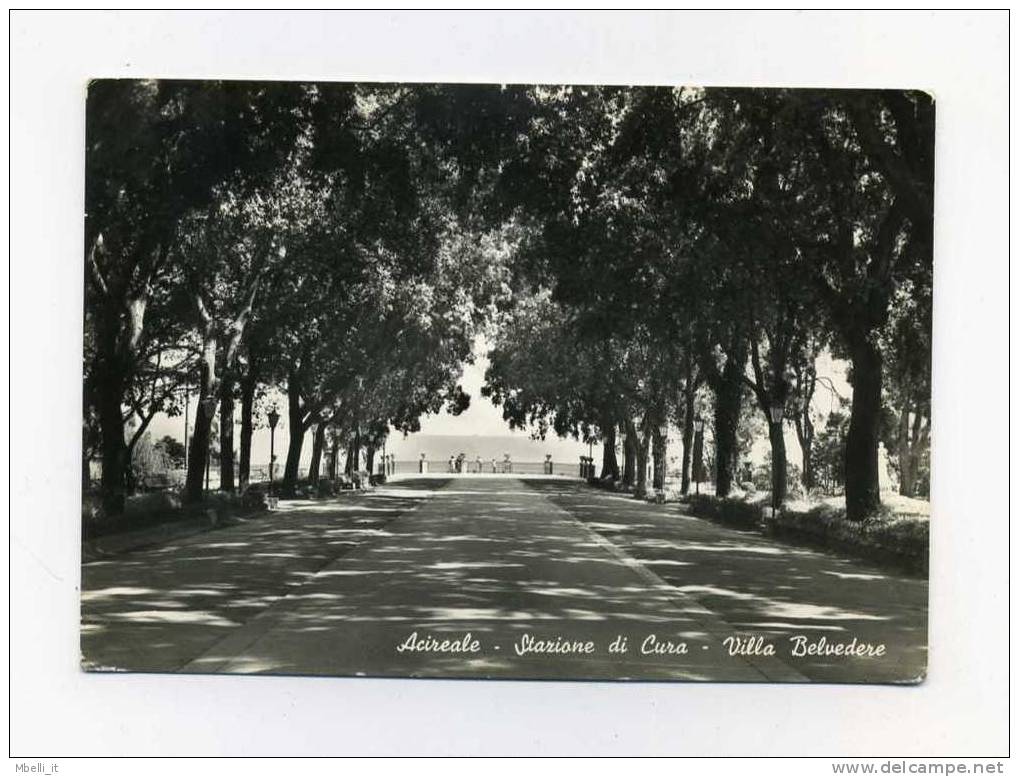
[391,460,574,476]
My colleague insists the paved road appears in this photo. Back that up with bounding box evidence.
[81,477,926,683]
[530,480,927,683]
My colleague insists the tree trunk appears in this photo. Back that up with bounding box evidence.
[352,430,362,473]
[309,423,326,485]
[281,428,305,495]
[635,426,651,495]
[897,402,929,497]
[184,397,213,503]
[238,374,255,490]
[680,388,695,494]
[845,338,883,521]
[700,333,746,499]
[85,237,159,516]
[600,425,619,480]
[187,282,257,498]
[219,379,235,492]
[768,419,787,507]
[692,427,705,490]
[621,421,637,487]
[329,433,339,480]
[184,336,217,503]
[794,411,816,492]
[95,371,129,514]
[281,374,306,496]
[124,410,157,495]
[366,445,377,476]
[91,295,147,514]
[802,430,814,491]
[896,404,914,497]
[713,372,743,498]
[652,428,666,491]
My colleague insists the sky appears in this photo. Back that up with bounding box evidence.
[412,335,522,437]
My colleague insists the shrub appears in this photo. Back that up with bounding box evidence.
[317,479,339,497]
[773,506,929,573]
[123,490,182,517]
[684,494,764,529]
[242,488,269,509]
[679,493,928,574]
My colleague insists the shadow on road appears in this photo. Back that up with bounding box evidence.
[81,482,445,672]
[526,480,928,683]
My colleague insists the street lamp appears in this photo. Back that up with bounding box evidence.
[267,406,280,484]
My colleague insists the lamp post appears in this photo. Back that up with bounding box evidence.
[267,406,280,485]
[768,402,785,520]
[692,417,704,495]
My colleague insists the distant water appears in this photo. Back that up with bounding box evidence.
[385,433,592,463]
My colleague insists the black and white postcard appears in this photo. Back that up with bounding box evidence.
[80,80,933,684]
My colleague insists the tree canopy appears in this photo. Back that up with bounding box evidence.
[84,81,933,519]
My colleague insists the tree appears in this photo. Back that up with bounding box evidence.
[881,280,932,496]
[85,79,307,513]
[680,88,933,518]
[178,162,326,501]
[796,90,933,519]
